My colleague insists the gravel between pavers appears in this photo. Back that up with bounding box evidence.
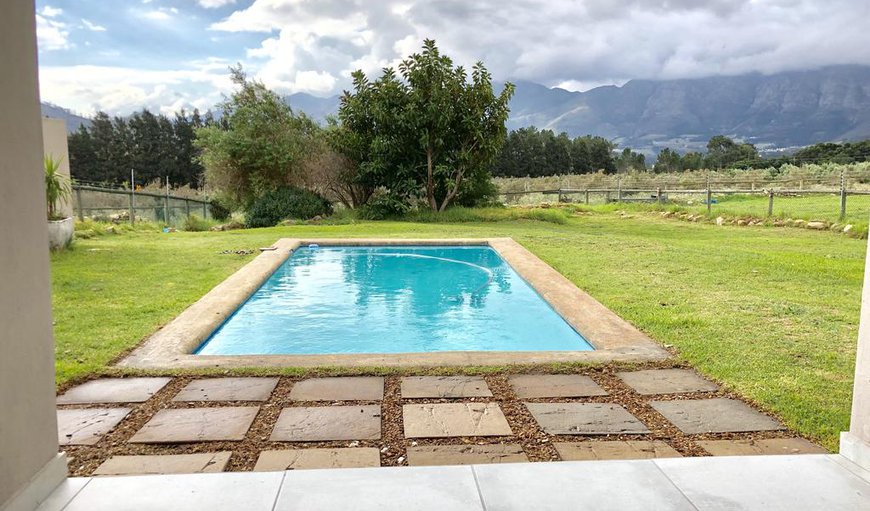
[58,362,820,476]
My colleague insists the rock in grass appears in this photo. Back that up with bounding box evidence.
[806,221,827,230]
[716,216,724,226]
[844,224,854,234]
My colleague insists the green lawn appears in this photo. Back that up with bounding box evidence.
[50,213,865,450]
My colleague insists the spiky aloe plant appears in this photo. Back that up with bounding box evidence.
[44,154,71,220]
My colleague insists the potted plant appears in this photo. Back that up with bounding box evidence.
[45,154,74,249]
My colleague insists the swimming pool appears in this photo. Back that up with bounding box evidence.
[196,245,593,355]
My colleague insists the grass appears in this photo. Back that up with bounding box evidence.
[51,211,865,450]
[687,192,870,226]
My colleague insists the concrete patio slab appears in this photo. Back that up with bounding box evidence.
[651,398,785,434]
[407,444,527,466]
[93,452,232,475]
[275,465,484,511]
[526,403,650,435]
[617,369,719,395]
[698,438,827,456]
[253,448,381,471]
[32,478,91,511]
[474,459,696,510]
[400,376,492,398]
[270,405,381,441]
[508,374,607,398]
[555,440,682,460]
[57,408,131,446]
[655,455,870,510]
[172,377,278,402]
[129,407,259,443]
[56,471,285,511]
[290,377,384,401]
[57,378,171,404]
[403,403,512,438]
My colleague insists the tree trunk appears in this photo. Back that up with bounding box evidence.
[439,170,463,212]
[426,146,437,211]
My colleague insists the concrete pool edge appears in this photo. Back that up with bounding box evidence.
[117,238,670,369]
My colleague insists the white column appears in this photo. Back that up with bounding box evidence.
[0,1,67,509]
[841,233,870,468]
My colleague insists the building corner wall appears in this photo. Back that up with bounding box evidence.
[842,225,870,468]
[0,0,64,508]
[41,118,73,219]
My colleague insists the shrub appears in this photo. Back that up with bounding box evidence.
[357,194,411,220]
[245,186,333,228]
[209,198,232,222]
[182,214,212,232]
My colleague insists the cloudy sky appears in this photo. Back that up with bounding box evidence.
[36,0,870,116]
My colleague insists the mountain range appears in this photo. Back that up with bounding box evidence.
[42,65,870,155]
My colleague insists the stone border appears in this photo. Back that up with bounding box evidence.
[118,238,669,369]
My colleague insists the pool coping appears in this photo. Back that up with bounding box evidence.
[117,238,670,369]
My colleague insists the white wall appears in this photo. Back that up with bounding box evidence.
[0,0,64,507]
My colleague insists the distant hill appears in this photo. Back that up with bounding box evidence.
[42,65,870,153]
[40,103,91,133]
[286,65,870,154]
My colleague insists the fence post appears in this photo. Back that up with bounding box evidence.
[557,189,563,203]
[164,177,169,225]
[840,171,847,220]
[185,199,191,218]
[584,189,589,205]
[656,187,662,204]
[706,176,712,215]
[128,190,135,225]
[75,186,84,221]
[202,201,207,218]
[617,178,622,202]
[768,189,774,217]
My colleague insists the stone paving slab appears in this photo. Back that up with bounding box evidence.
[507,374,607,398]
[253,448,381,471]
[526,403,650,435]
[93,452,232,475]
[407,444,528,466]
[129,407,259,443]
[698,438,827,456]
[403,403,512,438]
[290,377,384,401]
[173,378,278,402]
[651,398,784,434]
[617,369,719,395]
[270,405,381,441]
[57,378,172,404]
[57,408,131,445]
[400,376,492,398]
[555,440,682,461]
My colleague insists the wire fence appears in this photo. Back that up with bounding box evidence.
[497,172,870,225]
[72,185,213,225]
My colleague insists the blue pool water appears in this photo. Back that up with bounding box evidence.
[196,246,593,355]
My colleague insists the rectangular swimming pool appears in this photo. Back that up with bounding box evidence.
[195,245,593,355]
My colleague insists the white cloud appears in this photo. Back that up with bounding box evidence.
[39,5,63,17]
[208,0,870,94]
[36,0,870,114]
[38,65,233,116]
[36,14,71,51]
[81,19,107,32]
[143,9,172,21]
[198,0,236,8]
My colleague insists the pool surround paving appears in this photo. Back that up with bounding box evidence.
[118,238,669,370]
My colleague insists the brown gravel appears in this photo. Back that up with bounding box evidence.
[58,362,821,476]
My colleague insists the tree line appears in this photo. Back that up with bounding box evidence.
[65,39,870,222]
[68,109,217,188]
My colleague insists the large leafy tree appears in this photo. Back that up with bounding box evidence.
[195,66,319,206]
[339,39,515,211]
